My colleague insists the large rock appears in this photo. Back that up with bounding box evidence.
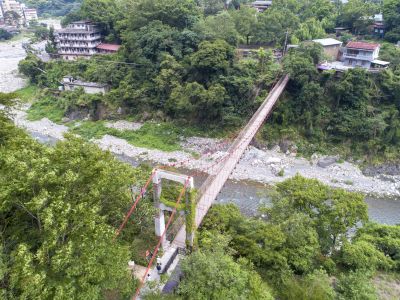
[279,139,292,153]
[363,163,400,177]
[317,156,338,168]
[279,139,297,154]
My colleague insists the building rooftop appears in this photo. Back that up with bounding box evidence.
[71,20,92,24]
[252,0,272,4]
[313,38,342,46]
[372,59,390,66]
[96,43,121,51]
[63,76,108,88]
[346,41,380,51]
[57,28,100,34]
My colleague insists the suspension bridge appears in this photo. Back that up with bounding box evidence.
[117,74,290,299]
[171,74,289,248]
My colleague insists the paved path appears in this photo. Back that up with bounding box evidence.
[172,75,289,248]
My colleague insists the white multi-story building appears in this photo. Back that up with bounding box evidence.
[56,21,102,60]
[1,0,22,15]
[22,7,38,24]
[0,3,4,22]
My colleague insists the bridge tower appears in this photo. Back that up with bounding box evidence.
[152,169,195,250]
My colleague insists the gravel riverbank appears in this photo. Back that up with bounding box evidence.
[0,39,28,92]
[8,106,400,199]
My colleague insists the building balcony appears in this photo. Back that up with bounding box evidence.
[342,52,374,61]
[57,35,102,41]
[58,49,97,55]
[57,43,99,48]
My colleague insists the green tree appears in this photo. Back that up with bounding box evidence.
[269,175,368,254]
[355,222,400,270]
[0,132,140,299]
[196,0,225,16]
[230,6,258,45]
[280,269,335,300]
[178,250,274,300]
[45,26,58,54]
[335,271,378,300]
[383,0,400,33]
[189,39,234,82]
[254,8,300,45]
[122,0,201,31]
[78,0,123,41]
[337,0,378,34]
[194,12,240,45]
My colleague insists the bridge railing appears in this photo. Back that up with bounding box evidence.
[198,75,289,197]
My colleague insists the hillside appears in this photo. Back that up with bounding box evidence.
[22,0,82,16]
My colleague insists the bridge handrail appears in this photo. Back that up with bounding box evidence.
[198,75,289,195]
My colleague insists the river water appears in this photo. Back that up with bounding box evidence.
[113,151,400,225]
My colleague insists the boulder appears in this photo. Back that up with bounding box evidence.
[317,157,338,168]
[279,139,292,153]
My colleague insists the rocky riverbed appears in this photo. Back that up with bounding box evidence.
[0,39,28,92]
[7,105,400,199]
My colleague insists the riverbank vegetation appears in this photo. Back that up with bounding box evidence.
[0,93,158,299]
[166,175,400,299]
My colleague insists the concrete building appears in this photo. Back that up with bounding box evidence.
[0,2,4,22]
[95,43,121,54]
[56,21,102,60]
[1,0,22,14]
[373,14,385,38]
[313,38,343,61]
[62,76,109,94]
[22,7,37,24]
[251,0,272,12]
[341,41,387,69]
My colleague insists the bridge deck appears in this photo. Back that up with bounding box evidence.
[171,75,289,248]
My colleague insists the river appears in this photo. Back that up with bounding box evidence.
[116,151,400,225]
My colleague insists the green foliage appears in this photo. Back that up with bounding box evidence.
[269,175,368,254]
[33,26,49,40]
[383,0,400,41]
[71,121,186,152]
[27,96,65,122]
[194,12,240,45]
[337,0,379,34]
[23,0,82,16]
[0,130,143,298]
[0,28,12,40]
[335,271,378,300]
[337,240,394,271]
[354,223,400,271]
[178,250,274,300]
[279,269,335,300]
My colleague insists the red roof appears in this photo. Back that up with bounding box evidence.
[96,43,121,52]
[346,41,380,51]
